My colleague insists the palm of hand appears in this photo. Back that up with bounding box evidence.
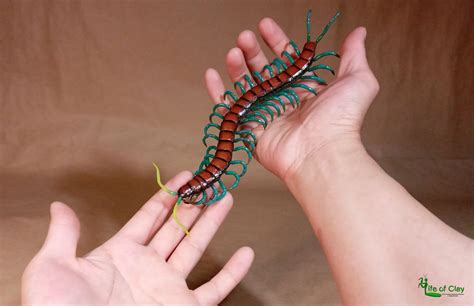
[204,19,378,181]
[23,175,254,305]
[25,239,196,304]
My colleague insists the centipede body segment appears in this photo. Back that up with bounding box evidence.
[164,10,341,206]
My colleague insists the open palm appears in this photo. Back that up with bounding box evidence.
[204,18,379,181]
[22,172,253,305]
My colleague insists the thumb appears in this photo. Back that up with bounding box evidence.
[40,202,80,259]
[338,27,370,76]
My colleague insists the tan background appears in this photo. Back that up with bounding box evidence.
[1,0,473,304]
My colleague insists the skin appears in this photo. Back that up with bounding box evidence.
[204,18,472,305]
[23,17,472,305]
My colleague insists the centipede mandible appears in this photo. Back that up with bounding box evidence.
[154,10,341,234]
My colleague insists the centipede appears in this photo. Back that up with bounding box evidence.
[154,9,341,233]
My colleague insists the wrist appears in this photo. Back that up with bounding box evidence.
[283,135,368,197]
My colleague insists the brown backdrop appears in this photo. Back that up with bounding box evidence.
[1,0,473,304]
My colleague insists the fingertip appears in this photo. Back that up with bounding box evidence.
[226,47,244,65]
[237,30,256,48]
[238,246,255,262]
[205,67,218,81]
[258,17,275,35]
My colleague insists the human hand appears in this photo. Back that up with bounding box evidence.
[204,18,379,182]
[22,171,254,305]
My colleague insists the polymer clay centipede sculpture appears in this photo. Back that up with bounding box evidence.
[154,10,341,234]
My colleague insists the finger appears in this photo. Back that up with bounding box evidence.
[194,246,254,305]
[205,68,226,105]
[338,27,370,76]
[148,203,203,259]
[236,30,270,75]
[116,170,193,244]
[168,194,233,277]
[226,48,253,92]
[40,202,80,259]
[258,18,291,59]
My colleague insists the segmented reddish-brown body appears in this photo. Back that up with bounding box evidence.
[178,41,317,202]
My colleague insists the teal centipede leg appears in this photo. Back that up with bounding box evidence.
[252,71,265,83]
[290,83,318,96]
[209,111,224,123]
[233,145,252,163]
[230,160,248,176]
[316,11,341,43]
[289,40,301,56]
[234,137,255,152]
[235,129,257,144]
[261,101,282,117]
[216,180,227,200]
[271,58,286,73]
[213,103,230,114]
[223,90,238,102]
[307,64,335,75]
[202,133,219,146]
[203,122,220,135]
[224,169,240,190]
[195,190,208,205]
[285,89,301,107]
[269,96,286,112]
[243,75,256,88]
[278,91,297,108]
[240,115,268,129]
[251,104,275,122]
[306,9,312,41]
[313,51,339,62]
[281,50,295,64]
[234,81,246,94]
[204,184,220,205]
[299,75,327,85]
[205,145,217,155]
[262,64,274,77]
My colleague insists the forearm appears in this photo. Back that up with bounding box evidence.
[286,140,472,304]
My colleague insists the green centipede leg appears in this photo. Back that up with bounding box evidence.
[203,122,220,136]
[212,103,230,114]
[223,90,239,102]
[248,110,269,125]
[234,137,255,152]
[195,190,208,205]
[235,129,257,144]
[224,169,241,190]
[230,159,248,176]
[290,83,318,96]
[209,111,224,123]
[261,101,282,117]
[233,145,252,163]
[240,116,268,129]
[252,71,265,83]
[284,89,301,107]
[206,145,217,155]
[202,133,219,146]
[316,12,341,43]
[204,184,220,205]
[300,75,327,85]
[271,58,286,73]
[262,64,274,77]
[289,40,301,56]
[234,81,246,94]
[215,180,227,201]
[307,64,335,76]
[278,91,297,109]
[243,75,256,88]
[251,104,275,122]
[281,50,295,64]
[313,51,339,62]
[268,96,286,112]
